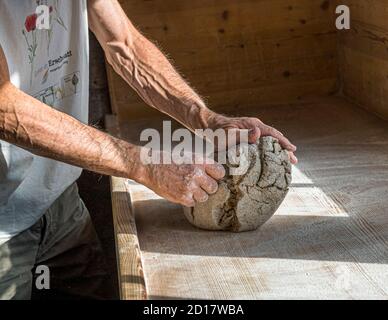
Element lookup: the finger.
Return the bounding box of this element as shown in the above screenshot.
[248,127,261,144]
[196,174,219,195]
[204,163,226,180]
[289,152,298,164]
[193,189,209,203]
[181,195,195,207]
[262,126,297,152]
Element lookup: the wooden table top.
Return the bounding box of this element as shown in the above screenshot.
[108,97,388,299]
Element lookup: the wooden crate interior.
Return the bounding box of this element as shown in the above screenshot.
[105,1,388,299]
[338,0,388,120]
[107,0,341,122]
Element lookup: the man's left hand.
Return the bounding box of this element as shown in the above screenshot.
[205,113,298,164]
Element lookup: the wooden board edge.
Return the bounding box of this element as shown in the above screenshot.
[106,114,147,300]
[110,177,147,300]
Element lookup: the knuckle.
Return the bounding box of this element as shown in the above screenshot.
[192,166,203,176]
[182,194,194,207]
[204,177,218,194]
[181,178,194,192]
[196,192,208,203]
[187,165,202,178]
[215,164,226,177]
[201,194,209,203]
[210,181,219,193]
[269,127,277,134]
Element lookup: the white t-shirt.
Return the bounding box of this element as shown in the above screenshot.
[0,0,89,244]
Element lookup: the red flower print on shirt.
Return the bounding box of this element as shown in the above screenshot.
[25,14,38,32]
[23,13,39,87]
[23,1,68,87]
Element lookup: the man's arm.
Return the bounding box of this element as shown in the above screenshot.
[88,0,297,163]
[0,46,223,207]
[87,0,210,131]
[0,46,140,179]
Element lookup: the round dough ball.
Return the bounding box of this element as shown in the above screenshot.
[183,136,292,232]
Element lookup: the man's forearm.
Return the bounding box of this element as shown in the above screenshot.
[0,82,142,179]
[109,35,213,131]
[88,0,214,131]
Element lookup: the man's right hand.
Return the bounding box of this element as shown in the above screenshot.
[134,150,226,207]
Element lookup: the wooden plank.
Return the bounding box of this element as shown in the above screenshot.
[341,47,388,120]
[338,0,388,120]
[112,73,338,126]
[119,97,388,299]
[339,21,388,62]
[106,115,147,300]
[339,0,388,31]
[120,0,335,38]
[107,0,338,122]
[104,114,119,136]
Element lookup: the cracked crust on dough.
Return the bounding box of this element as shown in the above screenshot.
[183,136,292,232]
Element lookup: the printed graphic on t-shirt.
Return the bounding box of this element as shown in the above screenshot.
[33,71,80,106]
[22,0,68,87]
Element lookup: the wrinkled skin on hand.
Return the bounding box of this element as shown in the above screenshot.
[206,114,298,164]
[138,151,226,207]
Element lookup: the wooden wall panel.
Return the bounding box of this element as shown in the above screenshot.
[107,0,338,122]
[338,0,388,120]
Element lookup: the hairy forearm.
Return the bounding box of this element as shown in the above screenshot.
[0,82,142,179]
[109,35,213,130]
[88,0,215,131]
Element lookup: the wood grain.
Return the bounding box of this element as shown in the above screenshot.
[119,97,388,299]
[104,1,388,299]
[106,115,147,300]
[338,0,388,120]
[107,0,338,123]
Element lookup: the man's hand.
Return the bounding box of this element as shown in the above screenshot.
[88,0,297,164]
[135,151,225,207]
[205,113,298,164]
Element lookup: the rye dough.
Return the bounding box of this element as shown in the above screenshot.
[183,136,292,232]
